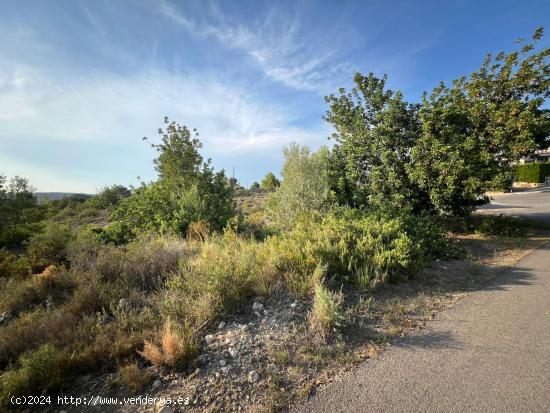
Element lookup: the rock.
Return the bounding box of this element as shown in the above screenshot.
[252,302,264,311]
[228,347,239,358]
[220,359,227,367]
[156,402,174,413]
[205,334,215,345]
[266,363,278,375]
[218,321,226,330]
[263,309,269,316]
[151,379,162,390]
[117,298,129,310]
[221,365,232,374]
[0,311,13,325]
[247,371,260,383]
[290,302,298,309]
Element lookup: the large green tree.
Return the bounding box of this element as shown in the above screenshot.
[325,28,550,217]
[411,28,550,215]
[325,73,427,213]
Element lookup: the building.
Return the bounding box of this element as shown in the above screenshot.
[519,147,550,164]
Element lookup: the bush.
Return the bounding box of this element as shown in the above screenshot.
[269,208,432,291]
[308,266,343,340]
[94,235,185,291]
[0,344,67,406]
[26,223,73,273]
[268,144,331,229]
[472,215,528,237]
[110,118,236,240]
[516,162,550,183]
[139,320,197,369]
[162,230,266,327]
[0,249,31,279]
[0,266,75,314]
[118,363,152,393]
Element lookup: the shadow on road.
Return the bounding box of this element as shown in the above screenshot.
[342,238,548,355]
[479,204,529,210]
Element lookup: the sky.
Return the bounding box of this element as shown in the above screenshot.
[1,0,549,193]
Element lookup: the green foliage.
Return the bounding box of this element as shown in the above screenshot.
[0,344,67,406]
[85,185,131,210]
[472,215,528,237]
[325,74,424,212]
[271,208,438,290]
[411,30,550,215]
[0,249,30,279]
[516,162,550,183]
[111,118,235,239]
[261,172,280,190]
[0,176,44,248]
[26,223,73,272]
[308,267,344,339]
[268,144,331,229]
[325,28,550,217]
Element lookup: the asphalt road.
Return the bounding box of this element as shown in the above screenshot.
[478,188,550,224]
[293,243,550,413]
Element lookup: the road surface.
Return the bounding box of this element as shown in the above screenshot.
[293,243,550,413]
[478,188,550,224]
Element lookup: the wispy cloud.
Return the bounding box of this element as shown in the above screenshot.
[0,60,324,153]
[159,0,358,93]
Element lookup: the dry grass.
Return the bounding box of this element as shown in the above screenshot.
[308,280,344,341]
[139,319,196,368]
[118,363,152,393]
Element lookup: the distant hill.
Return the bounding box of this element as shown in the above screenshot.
[35,192,92,202]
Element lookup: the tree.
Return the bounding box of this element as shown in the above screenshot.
[85,185,131,210]
[410,28,550,215]
[261,173,280,190]
[268,144,331,229]
[325,28,550,217]
[111,118,235,238]
[0,176,43,248]
[325,73,427,213]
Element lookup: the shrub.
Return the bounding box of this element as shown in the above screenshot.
[0,309,77,367]
[139,320,197,369]
[26,223,73,273]
[0,249,31,279]
[0,266,75,314]
[516,162,550,183]
[118,363,152,393]
[308,268,344,340]
[269,208,427,291]
[94,236,185,291]
[162,230,265,326]
[110,118,236,240]
[0,344,67,406]
[261,172,280,190]
[268,144,331,229]
[473,215,528,237]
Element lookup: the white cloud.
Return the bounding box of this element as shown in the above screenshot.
[0,61,325,155]
[159,0,358,93]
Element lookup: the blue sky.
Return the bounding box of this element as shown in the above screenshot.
[1,0,548,192]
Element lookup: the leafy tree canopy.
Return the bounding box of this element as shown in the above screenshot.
[261,172,280,190]
[325,28,549,216]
